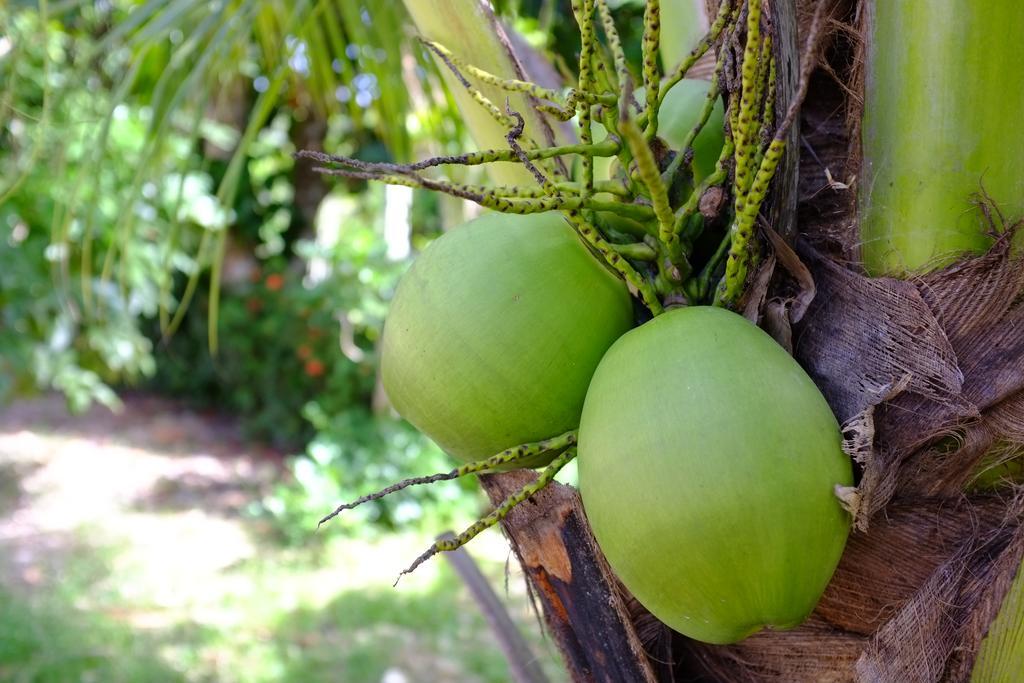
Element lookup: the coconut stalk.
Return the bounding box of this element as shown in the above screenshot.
[859,0,1024,276]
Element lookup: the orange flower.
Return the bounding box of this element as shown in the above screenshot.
[296,344,312,360]
[304,358,326,377]
[265,273,285,291]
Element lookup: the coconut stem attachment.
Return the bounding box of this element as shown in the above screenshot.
[317,430,578,527]
[396,447,577,583]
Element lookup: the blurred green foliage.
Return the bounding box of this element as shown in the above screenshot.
[0,0,481,542]
[1,7,209,411]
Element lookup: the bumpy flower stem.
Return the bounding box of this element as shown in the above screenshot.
[596,0,629,91]
[641,0,662,138]
[565,208,664,315]
[317,430,578,527]
[620,102,689,281]
[296,138,619,175]
[422,39,612,107]
[424,39,515,129]
[718,132,785,306]
[396,447,578,582]
[717,0,828,307]
[732,0,764,203]
[571,0,598,197]
[310,165,655,219]
[751,50,777,173]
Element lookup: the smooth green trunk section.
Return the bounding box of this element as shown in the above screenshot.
[402,0,548,185]
[972,556,1024,682]
[860,1,1024,276]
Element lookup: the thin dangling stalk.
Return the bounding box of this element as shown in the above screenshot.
[318,430,578,526]
[424,40,516,128]
[421,39,614,109]
[396,447,578,582]
[295,138,620,174]
[306,165,655,220]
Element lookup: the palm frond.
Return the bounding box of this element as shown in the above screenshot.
[54,0,450,348]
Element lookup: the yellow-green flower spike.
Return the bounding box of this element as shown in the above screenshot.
[317,430,578,527]
[642,0,662,138]
[396,447,577,582]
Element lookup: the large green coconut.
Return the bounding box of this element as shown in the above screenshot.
[657,78,726,185]
[578,306,852,644]
[382,211,634,465]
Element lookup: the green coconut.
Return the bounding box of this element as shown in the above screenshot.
[381,211,634,465]
[578,306,852,644]
[657,78,726,185]
[592,79,724,189]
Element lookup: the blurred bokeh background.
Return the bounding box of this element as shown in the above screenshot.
[0,1,653,680]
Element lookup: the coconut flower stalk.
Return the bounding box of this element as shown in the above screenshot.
[859,1,1024,275]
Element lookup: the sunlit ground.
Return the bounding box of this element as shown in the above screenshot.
[0,396,566,683]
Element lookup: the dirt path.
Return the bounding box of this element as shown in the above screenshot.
[0,394,284,590]
[0,394,565,683]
